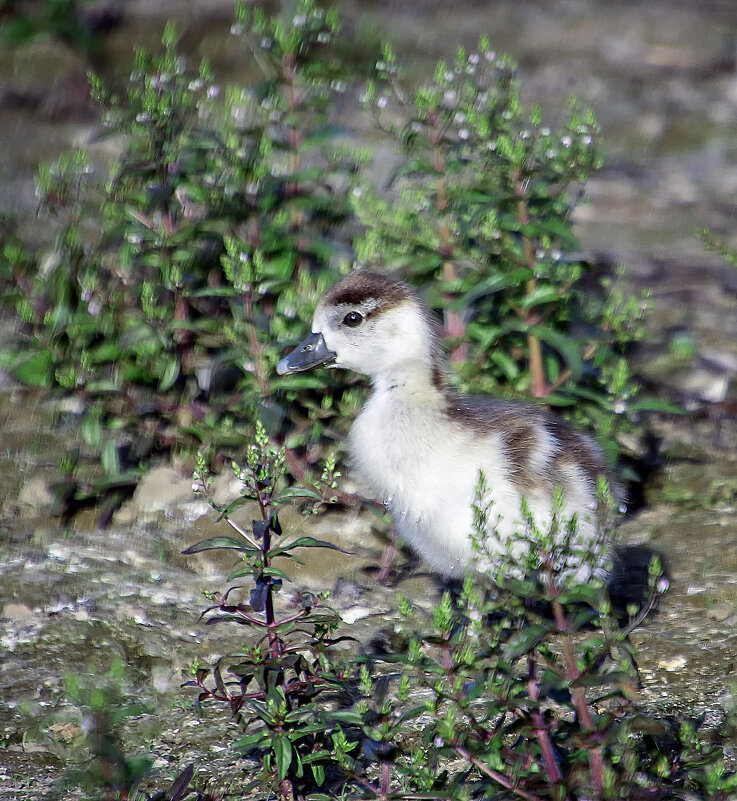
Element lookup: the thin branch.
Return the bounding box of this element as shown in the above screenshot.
[455,746,547,801]
[224,515,259,548]
[527,653,564,785]
[546,566,605,795]
[514,173,547,397]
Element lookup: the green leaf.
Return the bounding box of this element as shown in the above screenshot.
[538,218,581,249]
[556,584,603,607]
[274,733,292,780]
[459,268,531,306]
[519,285,562,308]
[529,324,582,381]
[274,486,323,503]
[158,355,180,391]
[81,414,103,449]
[309,763,325,787]
[261,566,292,581]
[119,321,158,348]
[235,730,270,753]
[300,124,343,150]
[169,319,221,335]
[556,385,608,404]
[386,156,437,185]
[190,286,240,298]
[502,623,550,661]
[88,343,122,363]
[265,252,297,281]
[182,536,259,555]
[227,564,254,581]
[101,439,121,475]
[272,375,330,391]
[85,380,122,393]
[300,750,332,764]
[484,744,505,772]
[490,350,518,381]
[396,704,428,725]
[544,393,577,407]
[627,399,684,414]
[389,253,443,275]
[325,710,365,726]
[268,537,351,558]
[176,181,206,203]
[12,351,53,386]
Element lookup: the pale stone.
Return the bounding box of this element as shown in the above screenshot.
[17,478,54,510]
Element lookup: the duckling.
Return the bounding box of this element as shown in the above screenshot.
[277,269,614,580]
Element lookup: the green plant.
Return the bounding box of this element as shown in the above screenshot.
[702,227,737,271]
[1,0,676,526]
[0,0,99,53]
[0,0,671,518]
[355,44,661,466]
[0,4,368,517]
[218,1,369,466]
[183,422,354,799]
[184,425,737,800]
[53,658,154,799]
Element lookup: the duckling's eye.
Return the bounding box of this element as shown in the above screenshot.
[342,311,364,328]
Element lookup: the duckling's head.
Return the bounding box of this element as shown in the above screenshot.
[277,270,436,380]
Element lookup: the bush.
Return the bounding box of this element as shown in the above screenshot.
[354,44,653,464]
[0,0,100,54]
[182,425,736,801]
[1,4,366,518]
[0,0,665,514]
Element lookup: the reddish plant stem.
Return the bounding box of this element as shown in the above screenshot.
[441,638,454,672]
[230,607,309,630]
[455,746,546,801]
[243,289,272,399]
[431,124,467,364]
[380,761,391,801]
[376,539,398,584]
[514,173,547,398]
[546,567,605,795]
[278,777,295,801]
[527,653,565,786]
[255,477,281,661]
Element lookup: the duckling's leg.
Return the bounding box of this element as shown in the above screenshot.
[376,539,398,584]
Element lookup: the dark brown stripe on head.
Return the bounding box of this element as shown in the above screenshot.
[323,270,414,316]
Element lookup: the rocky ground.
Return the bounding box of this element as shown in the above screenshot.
[2,0,737,798]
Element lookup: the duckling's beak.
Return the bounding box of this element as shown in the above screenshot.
[277,332,337,375]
